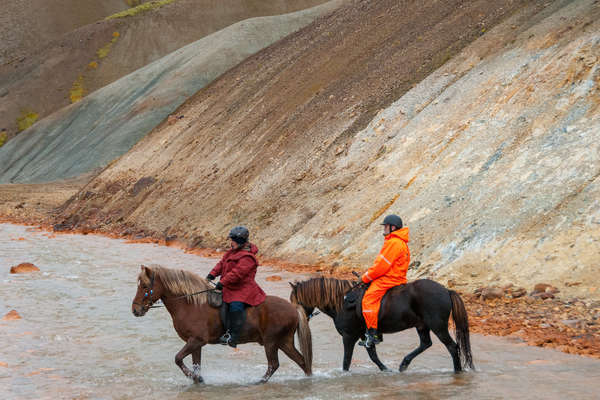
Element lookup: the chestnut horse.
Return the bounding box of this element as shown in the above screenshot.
[290,277,473,373]
[131,265,312,383]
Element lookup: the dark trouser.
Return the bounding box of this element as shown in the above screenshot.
[221,301,246,347]
[229,301,246,312]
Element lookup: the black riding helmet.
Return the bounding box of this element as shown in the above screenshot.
[228,226,249,245]
[381,214,403,230]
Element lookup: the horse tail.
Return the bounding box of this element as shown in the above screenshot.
[296,305,313,375]
[449,290,474,370]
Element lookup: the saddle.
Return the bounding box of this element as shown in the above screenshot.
[207,290,222,308]
[343,284,367,311]
[343,283,406,318]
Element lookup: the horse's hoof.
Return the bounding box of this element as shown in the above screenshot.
[399,363,409,372]
[193,377,204,384]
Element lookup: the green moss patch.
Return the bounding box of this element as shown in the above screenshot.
[16,110,39,132]
[0,131,7,147]
[106,0,176,20]
[97,32,120,59]
[70,75,85,103]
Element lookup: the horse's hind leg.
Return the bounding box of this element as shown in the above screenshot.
[260,342,280,383]
[432,327,461,373]
[399,327,432,372]
[279,336,309,375]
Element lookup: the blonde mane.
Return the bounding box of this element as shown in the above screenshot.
[140,265,213,305]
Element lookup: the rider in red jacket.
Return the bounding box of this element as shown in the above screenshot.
[206,226,266,347]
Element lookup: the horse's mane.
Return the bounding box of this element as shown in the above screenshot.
[140,264,213,305]
[292,277,353,312]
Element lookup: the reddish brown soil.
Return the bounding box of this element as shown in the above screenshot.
[465,294,600,359]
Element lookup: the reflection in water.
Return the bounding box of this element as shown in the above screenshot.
[1,223,599,399]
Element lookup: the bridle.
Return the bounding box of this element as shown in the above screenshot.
[133,270,161,312]
[133,269,219,312]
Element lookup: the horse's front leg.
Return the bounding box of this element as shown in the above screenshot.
[191,346,204,384]
[174,338,204,382]
[399,327,431,372]
[342,334,359,371]
[365,344,388,371]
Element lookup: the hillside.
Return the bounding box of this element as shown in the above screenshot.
[0,1,343,184]
[0,0,328,141]
[42,0,600,300]
[0,0,130,64]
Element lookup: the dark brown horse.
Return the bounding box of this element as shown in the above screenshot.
[131,265,312,383]
[290,277,473,373]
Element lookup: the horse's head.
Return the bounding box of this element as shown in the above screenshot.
[132,265,165,317]
[289,282,315,318]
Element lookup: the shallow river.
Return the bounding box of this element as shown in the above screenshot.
[1,223,599,399]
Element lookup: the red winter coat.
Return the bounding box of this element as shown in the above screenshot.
[209,243,266,306]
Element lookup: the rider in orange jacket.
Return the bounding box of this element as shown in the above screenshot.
[360,214,410,348]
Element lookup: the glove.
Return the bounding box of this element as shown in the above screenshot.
[215,282,223,291]
[206,274,215,281]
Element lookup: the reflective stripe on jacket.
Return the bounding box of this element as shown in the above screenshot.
[362,227,410,286]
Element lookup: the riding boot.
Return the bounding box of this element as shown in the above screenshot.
[218,307,231,345]
[361,328,382,348]
[226,310,245,348]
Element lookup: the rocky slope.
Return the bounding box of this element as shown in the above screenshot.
[0,1,343,183]
[0,0,328,140]
[48,0,600,301]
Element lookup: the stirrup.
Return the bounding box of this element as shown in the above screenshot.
[359,333,382,348]
[218,331,231,345]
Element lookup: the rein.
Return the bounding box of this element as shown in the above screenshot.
[134,270,219,310]
[151,287,220,308]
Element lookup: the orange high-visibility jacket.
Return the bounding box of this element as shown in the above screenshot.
[362,228,410,286]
